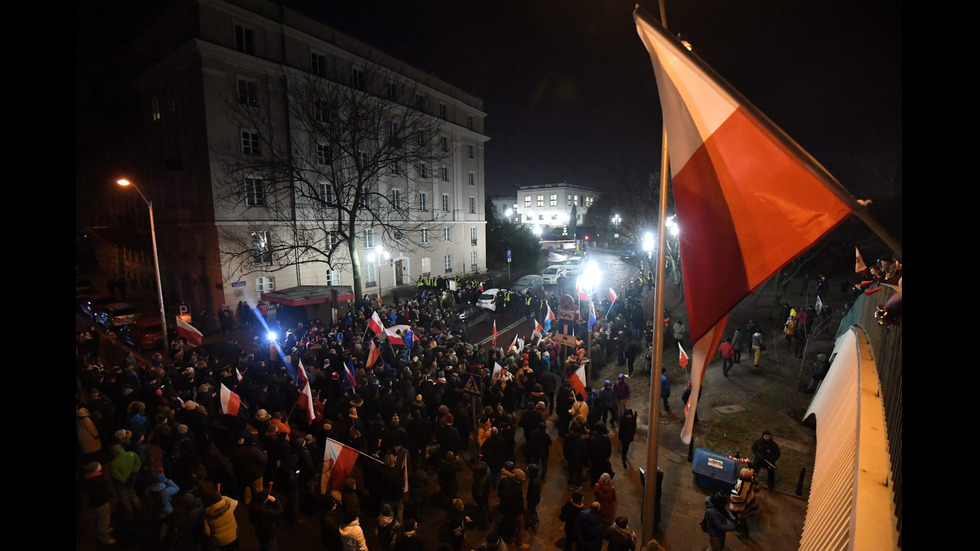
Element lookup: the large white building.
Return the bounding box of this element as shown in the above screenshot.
[115,0,488,325]
[513,182,598,232]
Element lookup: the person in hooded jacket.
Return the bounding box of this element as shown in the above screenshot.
[587,423,614,484]
[108,443,142,517]
[574,501,606,551]
[592,472,618,525]
[203,491,239,550]
[376,503,401,551]
[144,470,180,543]
[618,409,638,469]
[559,491,585,551]
[339,516,369,551]
[704,492,737,551]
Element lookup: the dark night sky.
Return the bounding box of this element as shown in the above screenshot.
[78,0,902,205]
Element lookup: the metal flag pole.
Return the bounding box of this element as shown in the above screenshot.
[641,1,672,543]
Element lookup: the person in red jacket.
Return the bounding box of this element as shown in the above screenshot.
[719,338,735,377]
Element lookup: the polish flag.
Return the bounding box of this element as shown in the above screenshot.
[368,311,385,336]
[343,359,357,390]
[297,379,314,425]
[492,320,498,348]
[576,282,589,302]
[177,317,203,347]
[219,383,240,417]
[609,287,618,305]
[533,319,544,336]
[384,325,412,346]
[235,368,243,382]
[321,438,360,494]
[635,11,865,444]
[366,340,381,368]
[855,247,867,273]
[567,365,586,398]
[678,342,689,368]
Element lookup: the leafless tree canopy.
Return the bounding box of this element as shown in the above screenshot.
[216,63,452,299]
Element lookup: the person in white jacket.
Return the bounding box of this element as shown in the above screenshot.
[339,517,370,551]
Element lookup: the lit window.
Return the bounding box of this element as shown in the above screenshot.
[549,194,557,207]
[326,269,340,285]
[256,276,274,292]
[536,195,544,207]
[364,228,374,248]
[524,195,531,208]
[251,231,271,265]
[421,229,430,244]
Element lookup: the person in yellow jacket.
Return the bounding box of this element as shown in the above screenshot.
[204,491,240,549]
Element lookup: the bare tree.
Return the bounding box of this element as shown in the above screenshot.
[215,64,452,300]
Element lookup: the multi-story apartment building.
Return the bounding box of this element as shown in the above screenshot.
[112,0,487,325]
[513,182,598,232]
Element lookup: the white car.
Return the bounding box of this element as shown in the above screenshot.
[563,257,584,275]
[477,288,502,311]
[541,265,567,285]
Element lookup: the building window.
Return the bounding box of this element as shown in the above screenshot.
[586,196,594,207]
[318,181,335,205]
[417,163,429,179]
[389,120,401,147]
[419,192,429,212]
[391,161,402,176]
[444,255,453,273]
[421,229,430,244]
[439,103,447,120]
[237,78,257,106]
[357,150,369,170]
[441,166,449,182]
[351,67,364,89]
[467,115,474,130]
[311,52,327,77]
[251,231,271,265]
[416,93,425,110]
[417,130,425,146]
[314,99,330,123]
[364,263,377,287]
[326,269,340,285]
[538,215,544,220]
[245,177,265,206]
[467,144,475,159]
[364,228,374,249]
[441,136,449,153]
[468,171,476,186]
[549,194,557,207]
[470,227,478,245]
[524,195,531,208]
[471,250,478,271]
[536,195,544,207]
[442,194,450,212]
[316,143,332,166]
[257,276,274,292]
[395,230,404,240]
[151,96,161,121]
[551,214,559,220]
[468,197,476,214]
[241,130,261,156]
[421,257,431,276]
[234,24,255,55]
[391,189,403,210]
[326,230,338,250]
[444,227,452,242]
[387,81,398,100]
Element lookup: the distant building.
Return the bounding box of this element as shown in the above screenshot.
[512,182,598,233]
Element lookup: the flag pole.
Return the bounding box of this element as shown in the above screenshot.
[641,2,671,543]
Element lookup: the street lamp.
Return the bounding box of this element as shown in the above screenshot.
[368,245,390,304]
[117,178,168,350]
[642,231,656,269]
[611,213,622,241]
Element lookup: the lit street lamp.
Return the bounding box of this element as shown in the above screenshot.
[117,178,169,351]
[611,213,622,239]
[368,245,390,304]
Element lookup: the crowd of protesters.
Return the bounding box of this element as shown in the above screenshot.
[77,271,660,550]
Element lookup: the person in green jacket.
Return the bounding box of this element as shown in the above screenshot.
[108,443,142,517]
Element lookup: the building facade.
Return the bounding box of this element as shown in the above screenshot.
[513,182,597,233]
[120,0,487,326]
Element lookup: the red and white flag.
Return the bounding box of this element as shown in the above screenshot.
[219,383,240,417]
[635,11,856,444]
[491,362,503,384]
[366,340,381,368]
[321,438,360,494]
[368,311,385,336]
[678,342,689,368]
[576,281,589,302]
[384,325,412,345]
[546,303,555,321]
[533,319,544,336]
[492,320,498,348]
[855,247,867,273]
[609,287,618,305]
[295,364,315,425]
[235,367,243,382]
[176,317,204,347]
[567,364,586,398]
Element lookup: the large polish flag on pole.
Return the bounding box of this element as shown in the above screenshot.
[635,10,859,443]
[567,365,586,398]
[368,311,385,336]
[220,383,241,417]
[177,317,204,347]
[321,438,360,494]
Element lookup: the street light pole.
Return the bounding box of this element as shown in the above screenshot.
[117,179,168,352]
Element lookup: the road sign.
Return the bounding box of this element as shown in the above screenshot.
[507,249,512,263]
[559,294,575,311]
[459,372,482,396]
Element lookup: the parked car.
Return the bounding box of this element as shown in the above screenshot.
[80,295,114,319]
[456,305,491,327]
[620,249,636,260]
[541,265,567,285]
[511,274,544,294]
[477,288,502,311]
[563,257,584,276]
[119,317,164,351]
[95,302,142,330]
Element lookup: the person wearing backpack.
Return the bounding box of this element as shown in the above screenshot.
[144,470,180,543]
